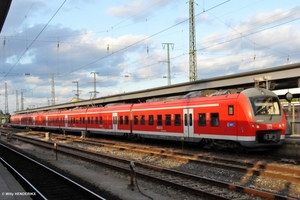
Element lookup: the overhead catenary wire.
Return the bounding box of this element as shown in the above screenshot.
[0,0,67,81]
[44,1,231,81]
[5,1,300,110]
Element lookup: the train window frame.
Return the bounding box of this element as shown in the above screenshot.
[228,105,234,115]
[99,116,103,125]
[210,113,219,127]
[140,115,145,125]
[189,114,192,126]
[113,116,117,125]
[125,116,129,125]
[119,116,123,125]
[165,114,171,126]
[198,113,206,126]
[157,115,162,126]
[174,114,181,126]
[134,115,138,125]
[149,115,154,125]
[250,96,281,116]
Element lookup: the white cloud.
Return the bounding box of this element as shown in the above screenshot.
[24,76,43,84]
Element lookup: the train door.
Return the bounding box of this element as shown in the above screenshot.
[183,108,194,137]
[64,115,68,127]
[226,105,238,139]
[113,112,118,132]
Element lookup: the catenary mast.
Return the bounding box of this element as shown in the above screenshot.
[189,0,197,81]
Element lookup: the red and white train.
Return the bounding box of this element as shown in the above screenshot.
[10,88,286,150]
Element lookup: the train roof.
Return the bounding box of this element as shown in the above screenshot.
[241,88,278,97]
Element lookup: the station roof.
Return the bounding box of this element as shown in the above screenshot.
[0,0,12,32]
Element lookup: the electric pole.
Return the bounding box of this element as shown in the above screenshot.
[21,89,26,110]
[72,81,80,100]
[4,83,8,114]
[51,72,55,105]
[16,90,19,111]
[162,43,174,85]
[89,72,99,98]
[189,0,197,81]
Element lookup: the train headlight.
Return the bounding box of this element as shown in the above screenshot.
[256,125,260,129]
[279,124,282,128]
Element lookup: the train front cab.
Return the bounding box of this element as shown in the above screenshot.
[237,88,286,149]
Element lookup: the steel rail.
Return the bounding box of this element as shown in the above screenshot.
[0,142,106,200]
[9,134,296,200]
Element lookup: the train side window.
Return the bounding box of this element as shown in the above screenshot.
[189,114,192,126]
[165,114,171,126]
[79,117,82,124]
[95,117,98,124]
[198,113,206,126]
[228,105,234,115]
[157,115,162,126]
[140,115,145,125]
[174,114,181,126]
[119,116,123,125]
[210,113,219,127]
[100,116,103,125]
[91,117,94,124]
[149,115,154,125]
[88,117,90,124]
[134,115,138,125]
[125,116,129,125]
[83,117,85,124]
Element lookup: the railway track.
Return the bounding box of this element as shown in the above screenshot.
[4,132,296,200]
[0,143,106,200]
[89,138,300,183]
[50,133,300,188]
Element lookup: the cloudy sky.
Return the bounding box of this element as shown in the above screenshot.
[1,0,300,113]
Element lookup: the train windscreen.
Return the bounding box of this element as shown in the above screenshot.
[249,96,281,116]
